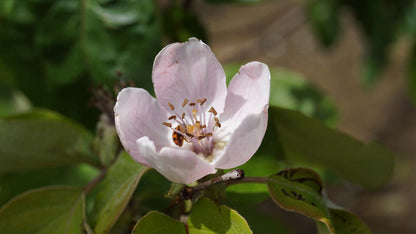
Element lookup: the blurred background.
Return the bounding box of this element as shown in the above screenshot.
[1,0,416,233]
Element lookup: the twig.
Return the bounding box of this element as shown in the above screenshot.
[226,176,268,186]
[181,169,245,199]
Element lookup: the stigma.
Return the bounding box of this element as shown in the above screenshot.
[162,98,221,156]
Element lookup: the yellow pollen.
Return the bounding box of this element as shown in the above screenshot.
[192,108,198,115]
[187,125,195,133]
[182,99,189,107]
[168,102,174,110]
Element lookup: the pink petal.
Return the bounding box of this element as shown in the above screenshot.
[138,137,217,184]
[214,62,270,168]
[221,62,270,127]
[152,38,227,114]
[114,88,172,166]
[214,107,268,169]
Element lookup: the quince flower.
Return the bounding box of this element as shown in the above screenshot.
[114,38,270,184]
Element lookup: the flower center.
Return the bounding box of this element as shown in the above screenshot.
[162,98,221,156]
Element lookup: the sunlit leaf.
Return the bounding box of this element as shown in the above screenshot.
[132,211,186,234]
[317,208,371,234]
[188,198,252,234]
[0,186,86,233]
[89,151,148,234]
[267,168,335,233]
[0,109,98,174]
[271,107,394,188]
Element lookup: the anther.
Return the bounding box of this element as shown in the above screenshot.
[189,102,196,106]
[198,135,206,140]
[215,122,221,128]
[192,108,198,116]
[208,107,217,116]
[168,115,176,120]
[163,122,172,127]
[214,117,220,123]
[182,113,186,119]
[168,102,175,110]
[206,133,213,137]
[182,99,189,107]
[197,98,207,105]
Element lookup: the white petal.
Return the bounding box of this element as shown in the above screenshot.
[213,62,270,168]
[138,137,217,184]
[152,38,227,114]
[220,61,270,131]
[114,88,171,166]
[214,107,268,169]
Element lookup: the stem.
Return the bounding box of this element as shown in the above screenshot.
[226,176,268,186]
[83,168,108,194]
[181,169,244,199]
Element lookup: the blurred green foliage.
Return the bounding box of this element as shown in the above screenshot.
[0,0,162,128]
[308,0,415,85]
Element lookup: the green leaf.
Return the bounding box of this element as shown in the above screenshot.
[132,211,186,234]
[0,186,86,234]
[267,168,335,233]
[0,109,98,174]
[271,107,394,188]
[90,151,148,234]
[188,198,252,234]
[317,208,371,234]
[0,164,99,206]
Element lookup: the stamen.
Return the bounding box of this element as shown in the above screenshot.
[208,107,217,116]
[215,122,221,128]
[168,102,175,110]
[198,135,206,140]
[206,133,213,137]
[214,117,220,123]
[168,115,176,120]
[182,113,186,119]
[192,108,198,116]
[182,99,189,107]
[197,98,207,105]
[163,122,172,127]
[189,102,196,106]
